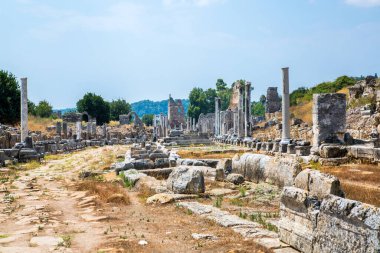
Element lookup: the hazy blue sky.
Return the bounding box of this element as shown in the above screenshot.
[1,0,379,108]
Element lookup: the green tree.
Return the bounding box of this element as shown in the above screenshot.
[216,79,232,110]
[76,93,110,125]
[35,100,53,118]
[28,101,37,116]
[251,101,265,117]
[142,114,154,126]
[187,87,217,121]
[110,99,131,121]
[0,70,20,124]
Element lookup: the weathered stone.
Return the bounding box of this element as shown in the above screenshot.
[314,195,380,253]
[294,169,344,199]
[319,145,347,158]
[167,166,205,194]
[226,173,244,185]
[154,158,170,168]
[120,169,147,185]
[264,156,302,187]
[278,187,319,253]
[312,93,346,147]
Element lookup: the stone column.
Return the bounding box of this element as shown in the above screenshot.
[102,124,107,139]
[215,97,221,136]
[56,122,62,136]
[245,82,251,137]
[62,122,68,139]
[76,121,82,140]
[92,119,97,138]
[281,67,291,144]
[20,78,28,142]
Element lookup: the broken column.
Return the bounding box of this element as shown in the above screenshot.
[56,121,62,136]
[215,97,221,136]
[266,87,281,114]
[20,77,28,142]
[245,81,251,137]
[281,67,291,149]
[62,122,68,139]
[312,93,346,148]
[76,121,82,140]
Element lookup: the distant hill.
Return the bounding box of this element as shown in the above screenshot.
[54,100,190,118]
[53,108,77,115]
[131,99,189,118]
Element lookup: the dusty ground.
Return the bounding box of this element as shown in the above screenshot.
[0,146,271,253]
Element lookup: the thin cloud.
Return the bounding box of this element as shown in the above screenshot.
[345,0,380,7]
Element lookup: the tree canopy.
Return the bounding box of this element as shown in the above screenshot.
[142,114,154,126]
[35,100,53,118]
[110,99,131,121]
[0,70,20,124]
[76,93,110,125]
[188,87,217,121]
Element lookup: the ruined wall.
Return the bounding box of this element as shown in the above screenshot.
[312,93,346,147]
[198,113,215,135]
[278,169,380,253]
[265,87,281,114]
[168,96,186,129]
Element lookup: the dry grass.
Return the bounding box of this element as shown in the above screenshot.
[290,101,313,125]
[76,180,130,205]
[28,115,57,132]
[319,164,380,186]
[177,150,245,159]
[137,184,156,201]
[341,182,380,207]
[320,164,380,207]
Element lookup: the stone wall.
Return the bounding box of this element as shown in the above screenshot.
[278,169,380,253]
[312,93,346,147]
[168,95,186,129]
[198,113,215,135]
[265,87,281,114]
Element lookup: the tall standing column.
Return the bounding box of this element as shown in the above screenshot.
[20,78,28,142]
[245,82,251,137]
[281,67,290,143]
[215,97,221,136]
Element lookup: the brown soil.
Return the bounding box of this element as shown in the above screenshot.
[0,146,271,253]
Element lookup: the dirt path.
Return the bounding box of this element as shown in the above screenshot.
[0,146,270,253]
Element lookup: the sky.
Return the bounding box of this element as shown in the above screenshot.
[1,0,380,109]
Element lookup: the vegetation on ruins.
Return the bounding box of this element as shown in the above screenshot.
[187,79,234,121]
[131,99,190,118]
[76,92,110,125]
[0,70,20,124]
[142,114,154,126]
[251,95,266,117]
[110,99,132,121]
[216,79,232,110]
[290,75,356,106]
[35,100,53,118]
[188,87,217,121]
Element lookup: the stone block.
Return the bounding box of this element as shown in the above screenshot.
[319,145,347,158]
[294,169,344,199]
[314,195,380,253]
